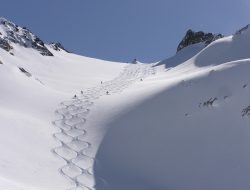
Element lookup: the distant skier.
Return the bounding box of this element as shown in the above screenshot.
[73,94,77,98]
[132,58,137,64]
[106,91,109,95]
[140,78,143,81]
[101,81,103,84]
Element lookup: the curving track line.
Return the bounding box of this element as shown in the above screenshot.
[51,63,156,190]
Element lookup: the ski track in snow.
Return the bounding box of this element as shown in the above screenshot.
[51,63,156,190]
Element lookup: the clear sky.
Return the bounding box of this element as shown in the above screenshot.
[2,0,250,62]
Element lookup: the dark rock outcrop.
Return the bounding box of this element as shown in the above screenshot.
[32,37,53,56]
[235,24,250,35]
[19,67,32,77]
[0,38,13,52]
[50,42,69,53]
[242,105,250,117]
[177,29,223,52]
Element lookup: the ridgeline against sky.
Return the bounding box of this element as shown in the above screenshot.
[2,0,250,62]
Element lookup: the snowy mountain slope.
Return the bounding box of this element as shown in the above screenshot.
[95,60,250,190]
[51,63,155,190]
[0,18,127,190]
[93,27,250,190]
[0,46,125,93]
[0,17,250,190]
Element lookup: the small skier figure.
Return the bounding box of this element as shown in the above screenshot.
[101,81,103,84]
[106,91,109,95]
[132,58,137,64]
[140,78,143,81]
[81,90,83,94]
[73,94,77,98]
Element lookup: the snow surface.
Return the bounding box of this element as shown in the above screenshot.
[0,39,125,190]
[0,20,250,190]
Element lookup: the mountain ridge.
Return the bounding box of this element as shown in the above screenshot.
[0,17,69,56]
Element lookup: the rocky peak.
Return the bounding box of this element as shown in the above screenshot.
[0,17,68,56]
[177,29,224,52]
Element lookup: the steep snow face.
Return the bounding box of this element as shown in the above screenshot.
[156,43,205,68]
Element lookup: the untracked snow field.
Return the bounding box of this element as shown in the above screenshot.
[0,24,250,190]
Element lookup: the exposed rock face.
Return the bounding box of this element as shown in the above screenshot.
[0,38,13,52]
[242,105,250,117]
[19,67,32,77]
[0,17,53,56]
[50,42,69,53]
[235,24,250,35]
[177,29,224,52]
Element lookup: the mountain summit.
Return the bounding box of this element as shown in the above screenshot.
[0,17,69,56]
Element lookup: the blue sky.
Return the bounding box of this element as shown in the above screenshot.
[2,0,250,62]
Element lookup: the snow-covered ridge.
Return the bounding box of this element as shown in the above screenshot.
[157,29,225,68]
[0,17,68,56]
[159,24,250,68]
